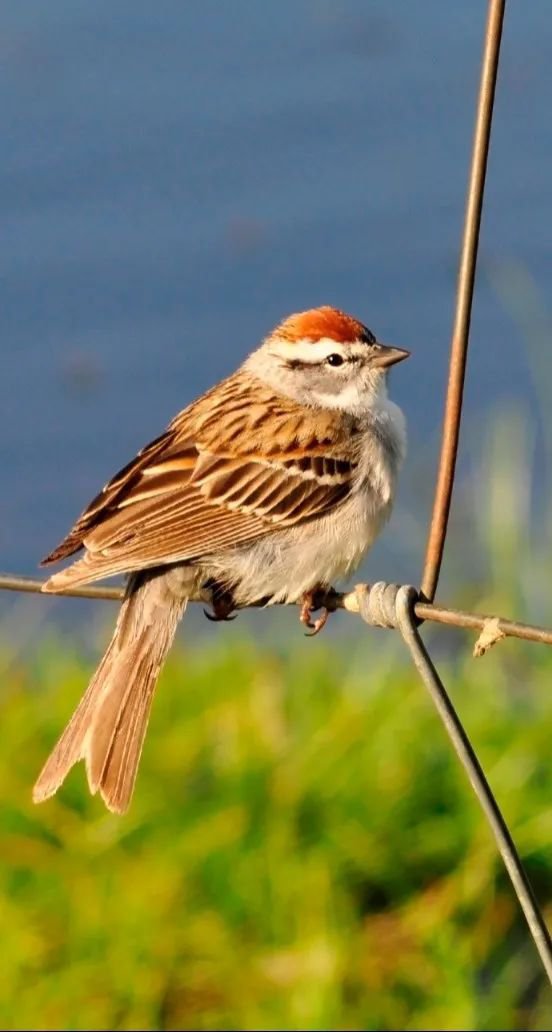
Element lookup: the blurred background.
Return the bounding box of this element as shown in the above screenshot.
[1,1,552,1028]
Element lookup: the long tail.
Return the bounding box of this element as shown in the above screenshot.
[33,571,187,814]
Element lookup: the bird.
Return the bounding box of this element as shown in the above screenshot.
[33,305,409,814]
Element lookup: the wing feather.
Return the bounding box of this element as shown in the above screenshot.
[42,371,360,589]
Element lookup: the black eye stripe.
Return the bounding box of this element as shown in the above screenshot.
[284,355,355,370]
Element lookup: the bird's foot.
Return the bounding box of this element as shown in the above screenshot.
[203,582,237,622]
[299,585,335,637]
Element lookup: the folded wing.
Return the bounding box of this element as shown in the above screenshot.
[42,372,359,589]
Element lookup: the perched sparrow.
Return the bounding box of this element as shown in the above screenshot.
[33,306,409,813]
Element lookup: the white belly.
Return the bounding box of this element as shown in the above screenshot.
[208,481,392,605]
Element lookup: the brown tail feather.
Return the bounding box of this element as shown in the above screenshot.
[33,572,186,813]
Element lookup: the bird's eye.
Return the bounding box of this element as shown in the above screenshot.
[326,353,344,367]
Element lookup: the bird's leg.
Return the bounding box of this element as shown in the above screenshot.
[299,584,335,636]
[203,580,237,622]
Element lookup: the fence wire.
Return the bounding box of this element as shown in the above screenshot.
[421,0,506,604]
[2,0,552,987]
[3,572,552,650]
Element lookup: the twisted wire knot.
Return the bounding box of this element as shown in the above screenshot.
[354,582,419,630]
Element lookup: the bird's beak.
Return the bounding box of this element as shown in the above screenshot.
[371,345,410,369]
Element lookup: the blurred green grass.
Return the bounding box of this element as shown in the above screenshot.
[1,622,551,1030]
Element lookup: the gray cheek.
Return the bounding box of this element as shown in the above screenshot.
[301,369,342,403]
[304,368,332,394]
[259,360,356,407]
[277,365,341,405]
[303,366,350,396]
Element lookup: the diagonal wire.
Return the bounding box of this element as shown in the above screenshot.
[421,0,506,603]
[395,585,552,984]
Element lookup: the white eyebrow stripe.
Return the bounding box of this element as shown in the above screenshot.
[272,337,370,363]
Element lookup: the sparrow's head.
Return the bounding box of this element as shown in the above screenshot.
[246,305,409,413]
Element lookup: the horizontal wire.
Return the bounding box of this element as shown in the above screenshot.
[0,574,123,601]
[1,571,551,648]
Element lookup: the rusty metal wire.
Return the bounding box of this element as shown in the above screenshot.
[0,573,123,602]
[3,572,552,650]
[421,0,506,603]
[394,587,552,983]
[1,0,551,990]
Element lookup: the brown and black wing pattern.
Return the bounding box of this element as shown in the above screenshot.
[42,373,359,590]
